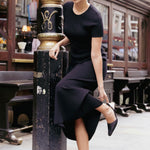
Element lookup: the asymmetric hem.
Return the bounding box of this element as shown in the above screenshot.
[54,60,106,140]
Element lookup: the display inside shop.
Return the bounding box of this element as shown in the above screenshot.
[0,0,7,51]
[15,0,39,54]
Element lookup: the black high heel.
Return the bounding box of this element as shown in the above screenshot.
[106,103,118,136]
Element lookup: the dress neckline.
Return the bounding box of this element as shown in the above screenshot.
[71,2,91,16]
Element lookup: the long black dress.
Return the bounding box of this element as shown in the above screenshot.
[54,1,107,140]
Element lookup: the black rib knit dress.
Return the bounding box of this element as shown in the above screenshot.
[54,1,107,141]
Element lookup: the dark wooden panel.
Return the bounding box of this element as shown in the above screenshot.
[139,62,147,69]
[128,62,140,68]
[0,66,6,71]
[12,63,33,71]
[7,0,16,70]
[13,53,33,59]
[0,51,8,60]
[112,61,126,67]
[126,0,150,12]
[0,64,7,71]
[147,18,150,74]
[0,61,7,71]
[107,0,150,16]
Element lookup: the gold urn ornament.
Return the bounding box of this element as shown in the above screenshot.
[40,0,63,4]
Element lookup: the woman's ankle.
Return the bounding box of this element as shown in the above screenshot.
[104,106,116,124]
[96,104,116,124]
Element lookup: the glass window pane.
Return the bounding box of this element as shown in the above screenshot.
[141,19,146,62]
[15,0,38,54]
[93,2,109,54]
[0,0,7,51]
[128,15,139,62]
[112,10,125,61]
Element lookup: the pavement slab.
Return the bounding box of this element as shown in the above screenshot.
[0,111,150,150]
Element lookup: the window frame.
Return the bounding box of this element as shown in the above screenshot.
[90,0,148,73]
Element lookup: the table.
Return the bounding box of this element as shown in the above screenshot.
[0,80,33,144]
[113,77,145,116]
[137,77,150,111]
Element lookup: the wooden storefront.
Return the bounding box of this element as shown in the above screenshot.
[0,0,150,73]
[0,0,35,71]
[89,0,150,74]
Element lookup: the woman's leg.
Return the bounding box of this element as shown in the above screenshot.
[75,118,89,150]
[84,94,116,124]
[96,103,116,124]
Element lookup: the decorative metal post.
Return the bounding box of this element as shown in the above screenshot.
[33,0,67,150]
[38,0,64,50]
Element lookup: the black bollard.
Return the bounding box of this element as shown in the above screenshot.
[33,50,66,150]
[33,0,66,150]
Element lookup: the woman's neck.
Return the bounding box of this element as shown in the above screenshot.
[73,0,90,15]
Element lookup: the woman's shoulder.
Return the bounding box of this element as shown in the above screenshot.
[90,5,102,18]
[63,1,73,9]
[89,5,103,22]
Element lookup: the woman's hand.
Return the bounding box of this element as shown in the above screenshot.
[98,86,109,103]
[49,43,60,60]
[91,37,108,102]
[49,36,70,60]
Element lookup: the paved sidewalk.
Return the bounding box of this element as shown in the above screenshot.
[0,111,150,150]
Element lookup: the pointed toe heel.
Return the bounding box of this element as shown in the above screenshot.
[108,118,118,136]
[106,103,118,136]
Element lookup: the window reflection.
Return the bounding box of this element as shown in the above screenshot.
[15,0,38,54]
[128,15,139,61]
[93,2,108,54]
[141,19,146,62]
[0,0,7,51]
[112,10,125,61]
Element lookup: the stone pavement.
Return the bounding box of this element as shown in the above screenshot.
[0,111,150,150]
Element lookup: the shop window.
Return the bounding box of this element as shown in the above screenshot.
[93,2,109,54]
[112,10,125,61]
[0,0,7,51]
[128,15,139,62]
[15,0,39,54]
[141,19,146,62]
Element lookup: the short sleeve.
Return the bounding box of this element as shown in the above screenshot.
[63,2,72,13]
[91,13,104,37]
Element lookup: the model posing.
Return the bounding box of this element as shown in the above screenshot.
[49,0,118,150]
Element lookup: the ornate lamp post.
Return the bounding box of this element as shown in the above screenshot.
[33,0,66,150]
[38,0,64,50]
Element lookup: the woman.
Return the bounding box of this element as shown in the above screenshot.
[49,0,118,150]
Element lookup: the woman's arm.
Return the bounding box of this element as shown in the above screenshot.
[49,36,70,60]
[91,37,109,102]
[57,36,70,47]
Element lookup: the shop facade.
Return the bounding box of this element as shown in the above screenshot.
[0,0,150,74]
[89,0,150,75]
